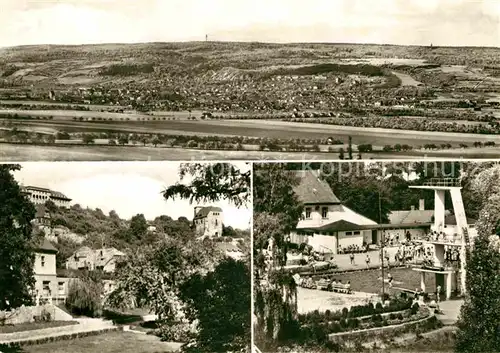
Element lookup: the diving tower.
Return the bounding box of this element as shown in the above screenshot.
[410,178,474,299]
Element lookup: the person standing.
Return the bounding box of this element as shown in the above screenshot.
[365,253,371,268]
[388,272,393,287]
[350,252,355,265]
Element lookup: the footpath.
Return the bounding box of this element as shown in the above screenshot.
[0,318,118,346]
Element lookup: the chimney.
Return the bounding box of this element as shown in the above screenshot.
[419,199,425,211]
[411,205,415,211]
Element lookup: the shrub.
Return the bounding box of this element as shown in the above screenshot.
[329,322,342,333]
[342,307,349,318]
[375,302,384,312]
[41,308,52,322]
[156,322,195,342]
[397,313,404,320]
[347,318,360,330]
[411,302,420,315]
[65,272,103,317]
[325,309,331,320]
[339,318,348,329]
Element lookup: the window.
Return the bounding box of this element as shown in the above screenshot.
[354,231,361,235]
[215,219,218,226]
[345,232,353,236]
[321,207,328,219]
[58,282,64,294]
[41,256,45,267]
[43,281,51,295]
[305,208,311,219]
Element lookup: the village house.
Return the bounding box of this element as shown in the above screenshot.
[65,246,125,273]
[289,170,377,255]
[33,238,67,305]
[21,186,72,208]
[193,206,223,238]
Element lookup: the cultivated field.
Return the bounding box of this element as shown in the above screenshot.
[4,111,500,148]
[0,143,333,161]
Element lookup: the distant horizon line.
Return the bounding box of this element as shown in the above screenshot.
[1,39,500,50]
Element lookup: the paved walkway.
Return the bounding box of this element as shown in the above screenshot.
[436,299,463,325]
[0,318,116,345]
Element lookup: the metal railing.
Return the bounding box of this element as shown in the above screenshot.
[423,178,461,187]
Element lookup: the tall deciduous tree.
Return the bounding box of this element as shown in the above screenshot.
[180,258,251,352]
[0,164,37,310]
[107,238,221,321]
[128,213,148,241]
[322,162,392,223]
[253,164,303,344]
[455,165,500,352]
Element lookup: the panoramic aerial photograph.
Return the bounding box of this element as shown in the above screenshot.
[0,0,499,161]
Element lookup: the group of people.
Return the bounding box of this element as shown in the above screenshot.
[349,252,373,268]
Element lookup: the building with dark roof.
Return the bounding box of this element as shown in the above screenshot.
[34,204,51,226]
[22,186,71,208]
[193,206,223,238]
[290,170,377,254]
[32,237,61,303]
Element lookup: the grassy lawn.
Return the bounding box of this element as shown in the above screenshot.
[331,267,437,294]
[0,321,77,334]
[8,331,182,353]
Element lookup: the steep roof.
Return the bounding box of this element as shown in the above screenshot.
[194,206,223,219]
[34,238,58,254]
[301,219,364,233]
[293,170,340,204]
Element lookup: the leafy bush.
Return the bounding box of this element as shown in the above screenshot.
[410,303,420,315]
[341,307,349,318]
[41,308,52,322]
[156,322,195,342]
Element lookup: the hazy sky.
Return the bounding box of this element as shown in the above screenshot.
[13,162,251,230]
[0,0,498,47]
